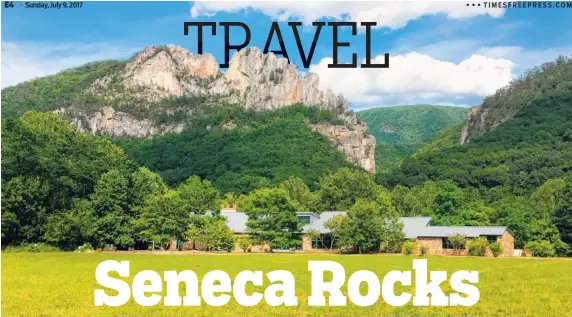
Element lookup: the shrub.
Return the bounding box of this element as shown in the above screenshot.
[446,233,467,255]
[420,245,429,256]
[402,240,416,255]
[525,240,555,257]
[236,235,252,253]
[103,244,117,251]
[384,240,403,254]
[467,238,488,256]
[3,243,60,253]
[75,243,93,253]
[187,216,236,252]
[489,242,503,257]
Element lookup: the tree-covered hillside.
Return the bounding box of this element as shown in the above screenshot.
[377,58,572,254]
[120,104,353,194]
[1,112,136,246]
[2,51,571,257]
[1,61,126,118]
[388,91,572,192]
[463,56,572,142]
[357,105,468,171]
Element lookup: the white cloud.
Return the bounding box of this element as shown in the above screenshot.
[309,52,514,106]
[190,2,504,30]
[477,45,572,72]
[1,41,139,88]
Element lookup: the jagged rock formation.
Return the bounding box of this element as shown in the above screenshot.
[310,124,376,173]
[56,107,185,138]
[460,105,509,144]
[67,45,375,172]
[460,106,482,144]
[93,45,347,112]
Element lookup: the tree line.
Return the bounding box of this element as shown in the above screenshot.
[2,100,571,255]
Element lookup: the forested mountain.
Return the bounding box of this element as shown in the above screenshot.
[461,56,572,143]
[1,45,375,173]
[120,104,353,194]
[379,56,572,253]
[1,47,571,256]
[357,105,468,171]
[388,58,572,192]
[1,60,126,118]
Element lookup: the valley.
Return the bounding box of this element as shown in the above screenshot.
[1,47,571,259]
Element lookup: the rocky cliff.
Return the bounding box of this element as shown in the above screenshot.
[64,45,375,172]
[460,105,508,144]
[92,45,347,112]
[460,56,572,144]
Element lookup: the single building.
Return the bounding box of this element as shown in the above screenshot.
[220,210,514,256]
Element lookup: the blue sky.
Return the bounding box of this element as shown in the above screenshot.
[2,1,572,110]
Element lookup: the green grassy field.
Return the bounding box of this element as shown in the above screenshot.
[2,252,571,317]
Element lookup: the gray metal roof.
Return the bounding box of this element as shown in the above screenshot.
[302,211,346,233]
[221,211,249,233]
[400,217,432,239]
[220,212,509,238]
[412,226,509,238]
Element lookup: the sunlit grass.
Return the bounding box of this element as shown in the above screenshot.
[2,252,571,316]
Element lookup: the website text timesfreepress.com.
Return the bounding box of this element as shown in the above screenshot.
[482,1,572,8]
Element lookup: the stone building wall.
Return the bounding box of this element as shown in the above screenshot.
[176,230,515,256]
[302,236,312,251]
[415,232,515,257]
[498,231,515,257]
[415,237,469,256]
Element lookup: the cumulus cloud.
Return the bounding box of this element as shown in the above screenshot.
[309,52,514,106]
[477,45,572,72]
[1,41,139,88]
[190,1,504,29]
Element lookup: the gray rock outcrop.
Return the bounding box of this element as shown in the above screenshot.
[310,124,376,173]
[98,45,348,112]
[460,105,504,144]
[66,45,375,172]
[57,107,184,138]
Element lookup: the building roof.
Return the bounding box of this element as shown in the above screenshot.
[411,226,510,238]
[221,211,249,233]
[301,211,346,234]
[400,217,432,239]
[220,211,511,238]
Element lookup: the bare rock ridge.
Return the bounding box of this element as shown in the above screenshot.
[56,107,186,139]
[460,105,506,144]
[95,45,349,112]
[72,45,376,172]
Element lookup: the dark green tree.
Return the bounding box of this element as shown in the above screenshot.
[325,199,403,254]
[90,170,133,249]
[44,199,97,250]
[316,168,379,211]
[186,216,235,252]
[1,177,49,244]
[553,181,572,255]
[129,167,168,212]
[177,176,221,215]
[279,176,316,211]
[240,187,302,250]
[136,190,190,250]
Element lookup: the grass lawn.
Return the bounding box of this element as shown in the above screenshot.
[2,252,571,317]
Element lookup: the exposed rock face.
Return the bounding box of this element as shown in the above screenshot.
[460,105,503,144]
[218,49,348,112]
[311,124,376,173]
[67,45,375,172]
[57,107,184,138]
[119,46,219,100]
[96,45,347,112]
